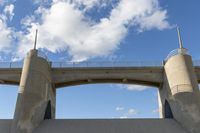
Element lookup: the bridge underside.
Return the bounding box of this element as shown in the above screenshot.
[0,119,188,133]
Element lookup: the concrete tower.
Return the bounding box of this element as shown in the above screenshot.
[159,27,200,133]
[10,31,56,133]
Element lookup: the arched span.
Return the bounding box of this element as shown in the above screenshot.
[54,79,160,88]
[0,68,22,86]
[52,67,163,88]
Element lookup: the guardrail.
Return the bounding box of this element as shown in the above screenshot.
[37,51,48,60]
[1,60,200,68]
[193,60,200,66]
[165,48,189,61]
[51,61,163,68]
[0,62,23,68]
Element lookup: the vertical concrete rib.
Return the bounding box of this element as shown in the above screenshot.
[11,50,55,133]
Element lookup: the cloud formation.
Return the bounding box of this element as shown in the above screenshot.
[116,84,150,91]
[115,107,139,119]
[0,0,171,61]
[0,4,15,53]
[0,0,15,6]
[152,108,159,114]
[116,106,124,111]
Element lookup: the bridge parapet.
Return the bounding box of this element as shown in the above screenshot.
[51,61,163,68]
[0,62,23,68]
[1,60,200,68]
[165,48,189,61]
[0,60,200,69]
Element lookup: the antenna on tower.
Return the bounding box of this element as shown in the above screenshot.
[177,27,183,49]
[34,29,38,50]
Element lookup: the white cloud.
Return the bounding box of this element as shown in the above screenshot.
[115,107,139,119]
[32,0,51,5]
[137,10,171,32]
[0,0,15,6]
[128,108,138,115]
[116,107,124,111]
[117,84,149,91]
[119,116,128,119]
[69,0,112,11]
[152,108,159,114]
[0,0,171,61]
[0,5,15,53]
[3,4,15,21]
[0,20,13,51]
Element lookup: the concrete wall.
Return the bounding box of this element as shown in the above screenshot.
[52,67,163,88]
[11,50,56,133]
[33,119,188,133]
[1,49,200,133]
[161,54,200,133]
[0,120,12,133]
[0,68,21,85]
[165,54,199,94]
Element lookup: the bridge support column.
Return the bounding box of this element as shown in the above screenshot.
[11,50,55,133]
[159,50,200,133]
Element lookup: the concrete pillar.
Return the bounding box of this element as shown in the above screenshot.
[11,50,55,133]
[159,48,200,133]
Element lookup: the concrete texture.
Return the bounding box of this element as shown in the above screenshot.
[52,67,163,88]
[0,47,200,133]
[0,68,21,85]
[10,50,55,133]
[160,52,200,133]
[33,119,188,133]
[0,120,12,133]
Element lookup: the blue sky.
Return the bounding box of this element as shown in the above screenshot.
[0,0,200,119]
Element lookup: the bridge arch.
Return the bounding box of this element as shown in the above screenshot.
[56,83,159,119]
[52,67,163,89]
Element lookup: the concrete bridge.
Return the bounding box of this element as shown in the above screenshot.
[0,47,200,133]
[3,24,200,133]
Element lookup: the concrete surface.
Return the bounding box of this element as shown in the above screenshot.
[161,53,200,133]
[33,119,188,133]
[10,50,55,133]
[0,120,12,133]
[52,67,163,88]
[0,48,200,133]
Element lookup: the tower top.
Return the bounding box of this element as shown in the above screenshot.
[177,27,183,49]
[34,29,38,50]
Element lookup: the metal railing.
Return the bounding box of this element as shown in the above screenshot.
[1,60,200,69]
[0,62,23,68]
[37,51,48,61]
[51,61,163,68]
[193,60,200,66]
[165,48,189,61]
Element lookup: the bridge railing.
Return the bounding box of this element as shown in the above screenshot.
[0,62,23,68]
[165,48,189,61]
[1,60,200,68]
[51,61,163,68]
[193,60,200,66]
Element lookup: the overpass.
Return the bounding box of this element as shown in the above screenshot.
[1,37,200,133]
[0,48,200,133]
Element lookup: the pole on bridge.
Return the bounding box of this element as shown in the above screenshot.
[177,27,184,49]
[34,29,38,50]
